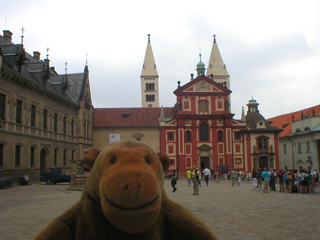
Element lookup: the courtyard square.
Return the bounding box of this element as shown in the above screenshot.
[0,179,319,240]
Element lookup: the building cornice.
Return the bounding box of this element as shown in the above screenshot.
[1,67,80,110]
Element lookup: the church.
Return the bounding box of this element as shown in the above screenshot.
[93,35,282,173]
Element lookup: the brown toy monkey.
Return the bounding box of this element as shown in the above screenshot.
[33,140,219,240]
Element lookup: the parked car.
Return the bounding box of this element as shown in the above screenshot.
[40,167,71,184]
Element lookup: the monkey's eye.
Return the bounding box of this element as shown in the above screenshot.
[145,157,151,165]
[110,156,117,164]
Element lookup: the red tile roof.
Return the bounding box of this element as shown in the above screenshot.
[267,104,320,138]
[93,107,176,127]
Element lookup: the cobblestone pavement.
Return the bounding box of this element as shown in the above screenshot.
[1,179,319,240]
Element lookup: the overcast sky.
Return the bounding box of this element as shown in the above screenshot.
[1,0,320,119]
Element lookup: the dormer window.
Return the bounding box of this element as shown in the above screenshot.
[257,121,266,128]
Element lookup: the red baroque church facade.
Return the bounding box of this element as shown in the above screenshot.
[159,73,282,172]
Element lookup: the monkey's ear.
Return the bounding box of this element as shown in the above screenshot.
[84,148,102,169]
[157,151,171,172]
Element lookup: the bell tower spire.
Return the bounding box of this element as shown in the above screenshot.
[141,34,159,108]
[207,34,230,88]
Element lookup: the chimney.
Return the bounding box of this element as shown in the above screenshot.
[33,51,41,61]
[3,30,13,42]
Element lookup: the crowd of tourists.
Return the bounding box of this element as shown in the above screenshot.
[169,166,318,195]
[250,168,318,193]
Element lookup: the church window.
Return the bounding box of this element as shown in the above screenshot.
[235,132,241,140]
[186,131,191,142]
[199,100,208,111]
[258,138,267,150]
[200,122,208,141]
[0,93,6,120]
[168,132,174,140]
[146,83,155,91]
[146,94,155,102]
[218,130,223,141]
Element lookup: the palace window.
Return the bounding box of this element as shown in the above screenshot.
[0,144,3,167]
[71,119,75,136]
[0,93,5,120]
[54,148,58,166]
[31,105,36,127]
[283,144,287,154]
[83,122,87,138]
[218,130,223,142]
[43,109,48,130]
[63,149,67,166]
[306,141,311,153]
[15,145,21,167]
[63,116,67,134]
[199,100,208,111]
[16,100,22,124]
[298,142,302,153]
[54,113,58,132]
[200,122,209,141]
[30,147,35,167]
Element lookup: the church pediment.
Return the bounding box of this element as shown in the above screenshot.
[198,143,212,150]
[174,75,231,95]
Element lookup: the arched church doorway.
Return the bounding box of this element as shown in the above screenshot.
[259,156,269,170]
[201,157,209,169]
[40,148,48,176]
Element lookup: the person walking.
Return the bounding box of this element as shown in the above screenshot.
[171,170,178,192]
[191,165,200,195]
[252,169,257,190]
[269,169,276,191]
[215,171,219,183]
[261,167,270,193]
[231,169,237,186]
[186,169,192,186]
[203,167,211,186]
[277,169,285,192]
[287,169,294,193]
[256,168,262,191]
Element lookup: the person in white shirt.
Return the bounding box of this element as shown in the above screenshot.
[203,168,211,186]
